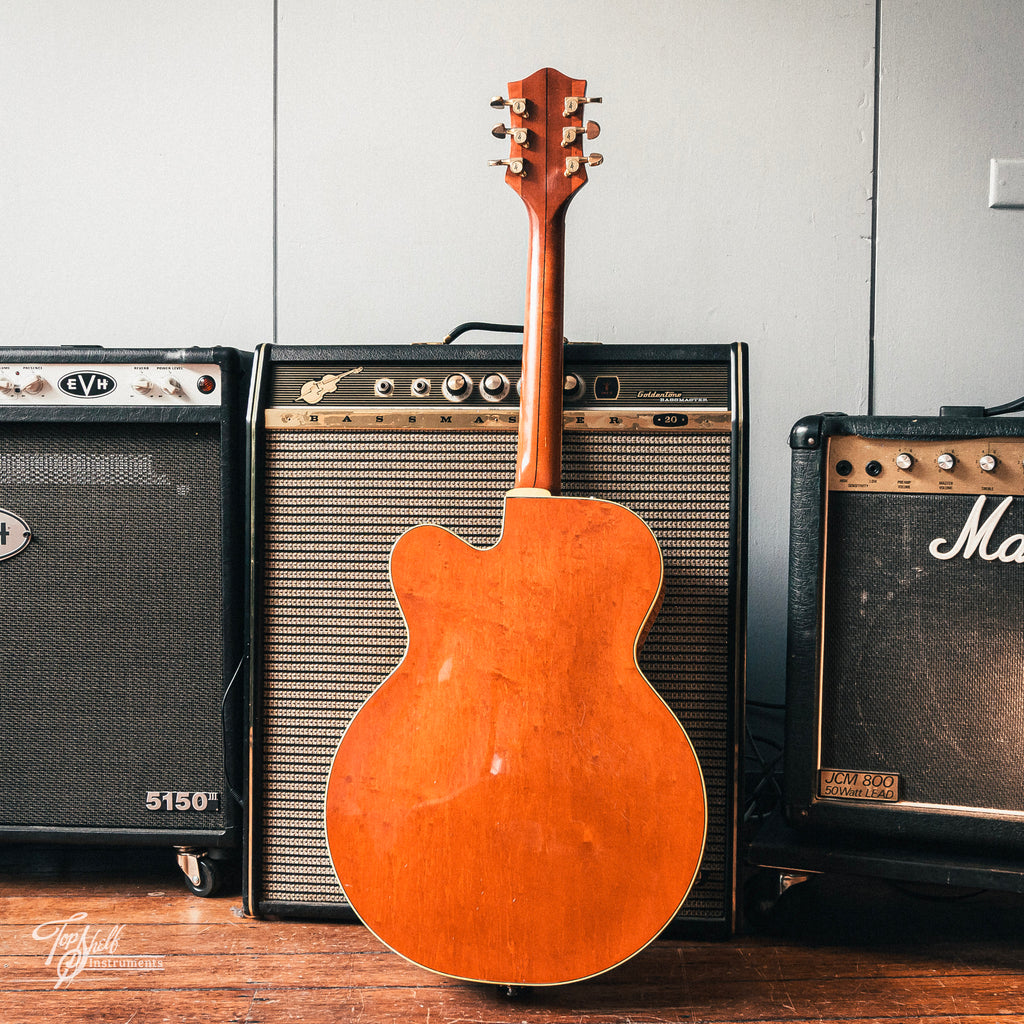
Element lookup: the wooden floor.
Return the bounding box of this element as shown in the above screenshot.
[3,842,1024,1023]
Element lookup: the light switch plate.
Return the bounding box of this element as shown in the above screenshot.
[989,158,1024,209]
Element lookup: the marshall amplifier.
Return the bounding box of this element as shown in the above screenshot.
[784,411,1024,853]
[245,341,747,934]
[0,347,247,895]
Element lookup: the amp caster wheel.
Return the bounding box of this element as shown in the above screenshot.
[175,846,222,897]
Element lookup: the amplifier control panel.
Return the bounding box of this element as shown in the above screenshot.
[265,353,736,435]
[828,435,1024,495]
[0,362,223,406]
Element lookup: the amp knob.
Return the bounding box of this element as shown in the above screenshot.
[563,373,585,399]
[0,376,15,396]
[17,373,46,396]
[895,453,914,470]
[937,453,956,471]
[979,454,998,473]
[480,373,510,402]
[442,373,474,403]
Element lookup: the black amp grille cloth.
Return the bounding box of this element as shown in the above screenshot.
[821,491,1024,811]
[0,423,228,830]
[258,429,734,922]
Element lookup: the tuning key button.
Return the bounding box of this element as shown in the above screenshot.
[562,95,602,116]
[490,95,528,116]
[491,123,529,145]
[489,157,525,176]
[937,453,956,471]
[895,453,914,471]
[979,454,998,473]
[561,121,601,147]
[564,153,603,176]
[442,373,474,403]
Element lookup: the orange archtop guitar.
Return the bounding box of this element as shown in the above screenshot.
[325,68,707,986]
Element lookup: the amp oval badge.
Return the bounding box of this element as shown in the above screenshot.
[57,371,117,399]
[0,509,32,562]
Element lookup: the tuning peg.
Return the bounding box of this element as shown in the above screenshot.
[489,157,525,175]
[491,123,530,145]
[561,121,601,147]
[490,95,528,116]
[564,153,603,176]
[563,95,602,116]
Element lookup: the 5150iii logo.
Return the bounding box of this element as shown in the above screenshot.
[145,791,221,812]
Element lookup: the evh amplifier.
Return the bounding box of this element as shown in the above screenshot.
[245,342,747,934]
[0,347,247,895]
[784,412,1024,852]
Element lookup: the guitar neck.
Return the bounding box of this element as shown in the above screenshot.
[515,208,566,494]
[496,67,599,496]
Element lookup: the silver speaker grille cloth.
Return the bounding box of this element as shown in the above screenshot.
[257,429,733,922]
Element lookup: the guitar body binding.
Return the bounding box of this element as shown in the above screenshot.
[325,493,707,986]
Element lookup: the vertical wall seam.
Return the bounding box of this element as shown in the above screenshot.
[867,0,882,415]
[272,0,279,344]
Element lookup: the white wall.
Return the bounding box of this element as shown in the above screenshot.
[277,1,877,709]
[0,1,273,349]
[874,0,1024,415]
[34,2,1024,709]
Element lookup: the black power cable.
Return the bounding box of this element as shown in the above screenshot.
[985,394,1024,416]
[442,322,523,344]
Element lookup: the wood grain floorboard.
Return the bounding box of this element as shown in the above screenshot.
[3,843,1024,1023]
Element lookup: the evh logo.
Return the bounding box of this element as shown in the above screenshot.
[58,371,117,399]
[929,495,1024,563]
[0,508,32,561]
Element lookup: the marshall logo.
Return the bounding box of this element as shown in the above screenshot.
[58,371,117,398]
[929,494,1024,563]
[0,508,32,561]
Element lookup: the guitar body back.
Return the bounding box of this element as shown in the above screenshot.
[325,493,707,986]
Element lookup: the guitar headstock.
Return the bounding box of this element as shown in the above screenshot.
[489,68,602,219]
